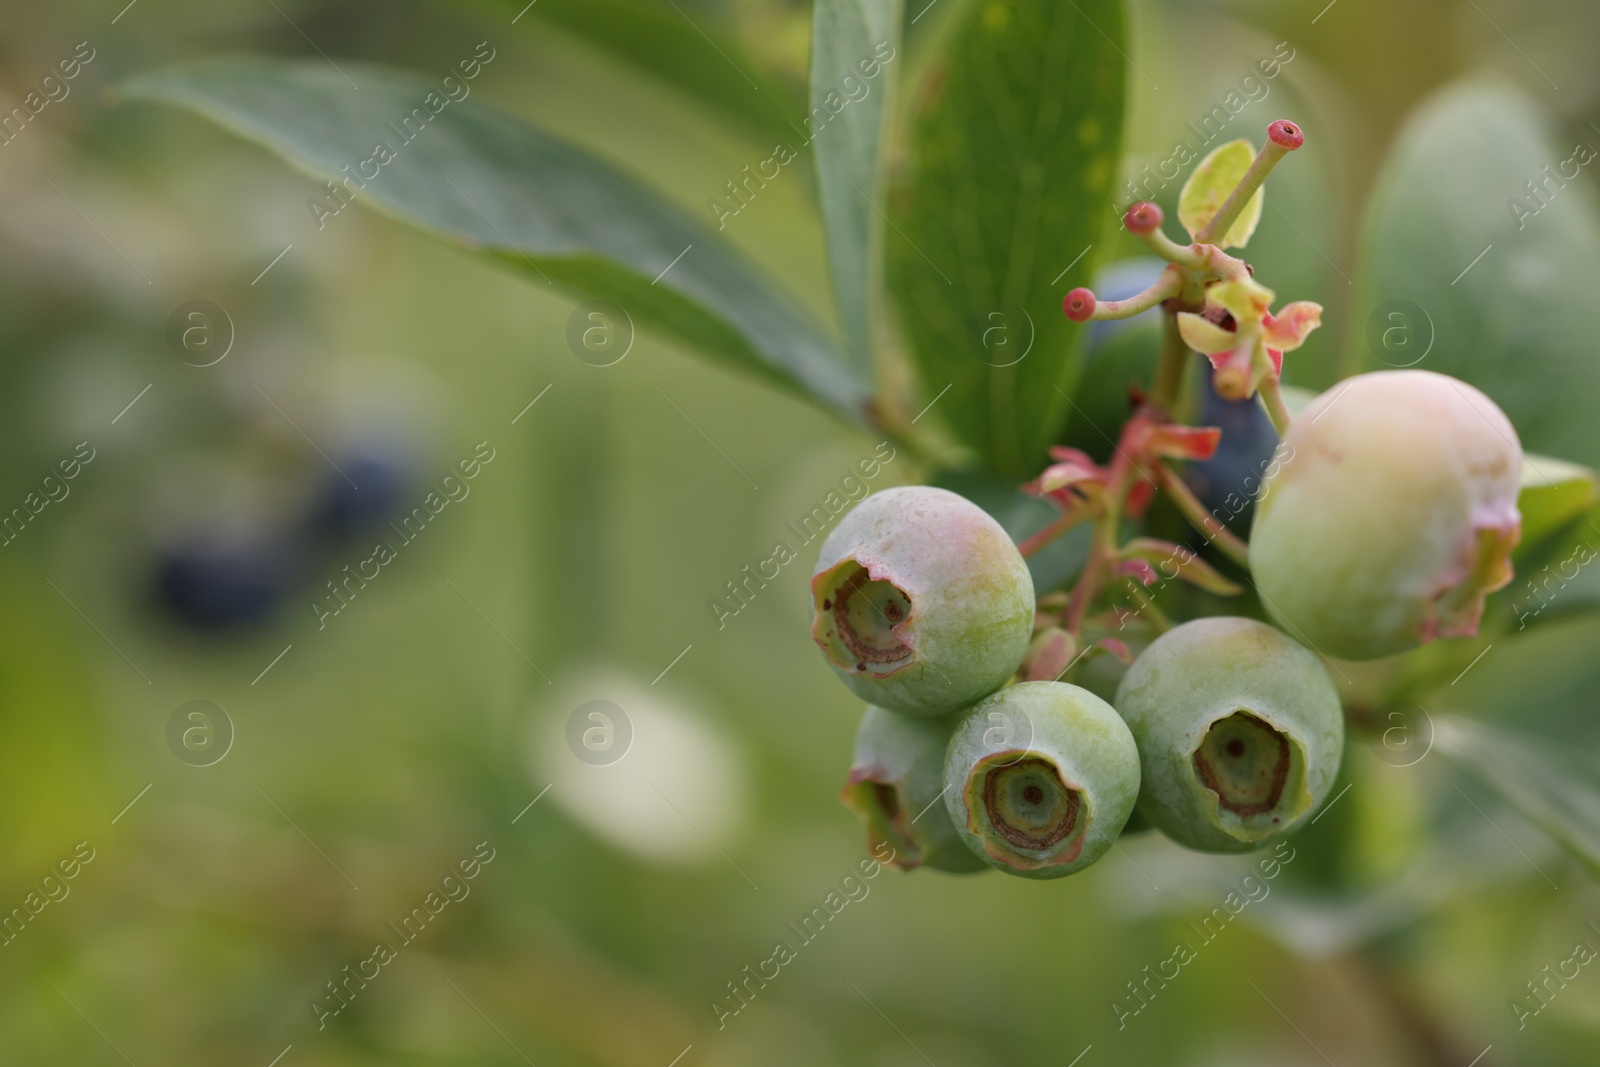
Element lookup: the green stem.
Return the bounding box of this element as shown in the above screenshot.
[1088,270,1181,321]
[1195,140,1290,246]
[1136,227,1206,270]
[1151,312,1189,412]
[1257,375,1293,437]
[1203,246,1253,283]
[1157,463,1251,568]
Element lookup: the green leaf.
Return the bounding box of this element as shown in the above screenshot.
[1352,80,1600,467]
[1434,715,1600,878]
[119,59,871,424]
[498,0,804,143]
[1494,500,1600,633]
[809,0,903,377]
[888,0,1126,479]
[1176,138,1262,249]
[1518,453,1599,551]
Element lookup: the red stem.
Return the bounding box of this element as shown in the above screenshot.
[1063,444,1136,637]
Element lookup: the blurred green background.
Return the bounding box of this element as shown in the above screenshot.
[2,0,1599,1064]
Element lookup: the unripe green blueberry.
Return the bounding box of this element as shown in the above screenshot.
[1113,617,1343,853]
[943,681,1140,878]
[841,706,987,874]
[811,486,1034,717]
[1250,370,1522,660]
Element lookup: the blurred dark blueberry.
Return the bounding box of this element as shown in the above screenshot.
[309,450,413,541]
[1186,373,1280,532]
[154,539,299,630]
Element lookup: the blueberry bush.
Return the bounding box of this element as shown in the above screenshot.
[116,0,1600,1062]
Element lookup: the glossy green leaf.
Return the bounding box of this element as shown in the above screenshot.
[1352,81,1600,466]
[888,0,1126,479]
[120,59,871,424]
[1176,138,1261,249]
[1494,500,1600,633]
[1434,715,1600,878]
[496,0,804,142]
[810,0,903,377]
[1518,453,1599,551]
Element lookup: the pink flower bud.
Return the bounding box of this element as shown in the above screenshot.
[1267,119,1304,150]
[1062,287,1096,322]
[1123,201,1163,235]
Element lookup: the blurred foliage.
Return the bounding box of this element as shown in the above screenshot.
[808,0,902,377]
[1352,80,1600,467]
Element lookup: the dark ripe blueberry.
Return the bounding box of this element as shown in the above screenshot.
[154,539,299,630]
[1186,372,1279,530]
[310,451,413,540]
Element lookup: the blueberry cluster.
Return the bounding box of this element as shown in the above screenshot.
[817,486,1342,876]
[819,367,1523,876]
[814,114,1528,876]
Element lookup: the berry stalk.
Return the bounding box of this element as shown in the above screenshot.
[1063,267,1180,323]
[1256,374,1293,436]
[1194,119,1304,246]
[1155,462,1250,568]
[1151,311,1189,414]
